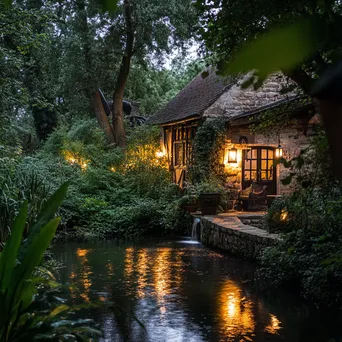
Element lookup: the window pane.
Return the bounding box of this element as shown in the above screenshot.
[244,159,251,170]
[252,160,257,169]
[261,171,267,180]
[186,142,192,160]
[269,163,274,180]
[246,150,251,160]
[268,150,274,159]
[252,149,257,159]
[244,171,250,180]
[262,160,267,170]
[174,143,183,166]
[261,149,267,159]
[175,129,180,141]
[251,171,257,180]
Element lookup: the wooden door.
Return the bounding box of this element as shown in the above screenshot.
[242,147,276,194]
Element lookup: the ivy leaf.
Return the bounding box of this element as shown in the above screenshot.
[281,174,294,185]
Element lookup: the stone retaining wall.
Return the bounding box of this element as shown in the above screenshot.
[198,214,279,260]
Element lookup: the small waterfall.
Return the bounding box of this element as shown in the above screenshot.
[191,218,201,241]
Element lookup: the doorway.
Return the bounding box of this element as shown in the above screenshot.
[242,147,277,195]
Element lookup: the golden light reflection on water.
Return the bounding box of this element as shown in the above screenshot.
[69,248,93,302]
[218,280,255,340]
[218,280,282,341]
[153,248,172,303]
[264,314,282,334]
[76,248,91,258]
[125,247,134,278]
[137,248,148,298]
[65,244,285,340]
[106,263,114,277]
[123,246,184,307]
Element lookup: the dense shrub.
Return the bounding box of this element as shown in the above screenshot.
[189,118,227,184]
[27,122,190,239]
[0,157,50,242]
[260,127,342,308]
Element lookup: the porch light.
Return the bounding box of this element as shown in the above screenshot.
[280,209,288,222]
[275,144,283,159]
[155,150,165,158]
[228,147,238,163]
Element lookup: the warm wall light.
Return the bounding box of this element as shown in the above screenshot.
[280,209,288,221]
[155,150,165,158]
[228,147,238,163]
[275,144,283,158]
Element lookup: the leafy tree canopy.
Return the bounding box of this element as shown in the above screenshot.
[196,0,342,92]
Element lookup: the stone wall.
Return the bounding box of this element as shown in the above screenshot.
[224,123,310,194]
[198,215,279,260]
[203,74,293,118]
[255,126,310,194]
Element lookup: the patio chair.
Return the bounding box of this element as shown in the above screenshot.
[237,183,267,211]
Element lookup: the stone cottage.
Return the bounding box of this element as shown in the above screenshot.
[148,69,316,195]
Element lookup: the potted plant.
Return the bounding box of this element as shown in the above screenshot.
[225,188,239,210]
[196,181,224,215]
[180,195,199,213]
[179,183,199,213]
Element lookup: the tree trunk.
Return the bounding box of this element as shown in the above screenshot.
[112,0,134,148]
[285,67,342,181]
[76,0,116,145]
[92,90,116,145]
[317,99,342,180]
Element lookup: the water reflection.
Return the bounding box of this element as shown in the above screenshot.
[217,279,282,341]
[137,248,148,298]
[153,248,172,303]
[264,314,282,335]
[53,240,333,342]
[218,280,256,340]
[71,248,93,302]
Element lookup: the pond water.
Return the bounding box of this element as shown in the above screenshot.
[52,238,341,342]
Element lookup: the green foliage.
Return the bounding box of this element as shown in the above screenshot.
[189,118,227,184]
[22,122,187,239]
[126,59,205,116]
[0,182,101,341]
[260,127,342,308]
[249,97,311,136]
[217,19,322,81]
[0,160,51,243]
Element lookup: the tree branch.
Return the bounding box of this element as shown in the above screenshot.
[283,67,315,95]
[112,0,134,148]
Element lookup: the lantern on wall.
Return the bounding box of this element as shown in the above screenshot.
[228,147,238,163]
[155,150,165,158]
[275,144,283,159]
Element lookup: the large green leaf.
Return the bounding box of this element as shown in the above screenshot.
[49,304,70,317]
[0,201,27,292]
[19,182,69,262]
[221,18,323,78]
[10,217,61,311]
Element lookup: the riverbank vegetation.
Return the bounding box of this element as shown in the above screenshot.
[0,0,203,242]
[2,2,342,339]
[260,127,342,308]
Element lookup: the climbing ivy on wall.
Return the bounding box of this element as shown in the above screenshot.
[189,118,227,184]
[249,96,312,137]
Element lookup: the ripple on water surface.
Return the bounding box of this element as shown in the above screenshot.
[52,239,341,342]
